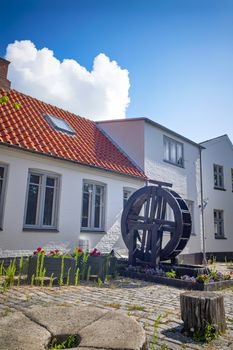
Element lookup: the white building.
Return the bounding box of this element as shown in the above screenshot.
[200,135,233,261]
[98,118,204,263]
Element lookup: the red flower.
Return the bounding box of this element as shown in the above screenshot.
[55,249,60,253]
[37,247,43,252]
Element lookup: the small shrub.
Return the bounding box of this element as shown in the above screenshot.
[165,270,176,279]
[48,334,80,349]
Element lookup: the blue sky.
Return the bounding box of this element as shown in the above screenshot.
[1,0,233,143]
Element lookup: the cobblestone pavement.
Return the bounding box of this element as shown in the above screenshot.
[1,276,233,350]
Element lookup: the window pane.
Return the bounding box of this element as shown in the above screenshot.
[0,167,4,179]
[82,192,89,227]
[164,138,169,161]
[177,143,183,166]
[46,177,55,187]
[43,187,55,225]
[170,141,176,163]
[94,191,101,228]
[30,174,40,184]
[25,184,40,225]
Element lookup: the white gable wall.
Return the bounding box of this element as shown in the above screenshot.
[97,120,145,170]
[201,136,233,255]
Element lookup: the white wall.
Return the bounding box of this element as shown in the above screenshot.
[0,146,143,254]
[98,120,145,170]
[144,122,202,255]
[201,136,233,253]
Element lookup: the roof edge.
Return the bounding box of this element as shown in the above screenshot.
[0,142,147,181]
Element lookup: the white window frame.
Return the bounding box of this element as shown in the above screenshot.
[214,209,225,239]
[185,199,195,235]
[213,164,224,189]
[0,164,8,230]
[24,170,60,230]
[81,180,106,231]
[163,136,184,167]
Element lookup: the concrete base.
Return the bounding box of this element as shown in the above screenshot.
[0,305,147,350]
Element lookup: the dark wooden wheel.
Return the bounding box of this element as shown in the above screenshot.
[121,185,192,265]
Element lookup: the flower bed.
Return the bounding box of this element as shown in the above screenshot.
[28,248,76,285]
[73,248,117,281]
[119,265,233,291]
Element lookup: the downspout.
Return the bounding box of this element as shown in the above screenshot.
[199,146,207,266]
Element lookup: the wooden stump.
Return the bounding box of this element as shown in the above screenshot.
[180,291,226,336]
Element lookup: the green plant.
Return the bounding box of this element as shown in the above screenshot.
[0,260,4,276]
[0,95,9,104]
[17,256,24,286]
[59,256,65,286]
[75,268,79,286]
[31,274,35,287]
[106,303,121,309]
[151,314,162,350]
[5,259,16,287]
[49,273,54,288]
[193,322,219,343]
[165,270,176,279]
[2,280,8,293]
[66,267,71,286]
[81,252,89,280]
[86,266,91,281]
[48,334,79,349]
[97,277,102,287]
[13,102,21,110]
[128,304,145,311]
[196,274,210,284]
[40,268,46,287]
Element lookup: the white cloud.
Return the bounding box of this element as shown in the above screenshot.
[5,40,130,120]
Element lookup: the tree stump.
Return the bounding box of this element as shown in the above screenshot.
[180,291,226,337]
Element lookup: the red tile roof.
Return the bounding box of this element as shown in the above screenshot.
[0,89,146,179]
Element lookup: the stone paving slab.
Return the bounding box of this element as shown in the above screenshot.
[25,305,108,335]
[0,310,50,350]
[79,310,147,349]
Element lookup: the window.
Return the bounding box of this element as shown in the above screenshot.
[213,164,224,189]
[81,181,105,231]
[24,171,60,229]
[45,114,75,134]
[0,164,8,229]
[123,188,133,208]
[164,136,184,167]
[214,210,224,238]
[185,200,195,234]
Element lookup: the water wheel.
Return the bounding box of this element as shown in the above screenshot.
[121,185,192,266]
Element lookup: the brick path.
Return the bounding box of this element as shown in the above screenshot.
[0,277,233,349]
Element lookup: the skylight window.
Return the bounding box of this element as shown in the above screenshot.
[45,114,75,135]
